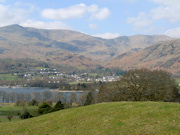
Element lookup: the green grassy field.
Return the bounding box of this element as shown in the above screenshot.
[0,74,22,81]
[0,104,38,116]
[88,73,98,77]
[0,116,20,122]
[0,73,22,81]
[69,81,92,85]
[75,65,86,70]
[34,67,44,70]
[0,102,179,135]
[0,104,38,122]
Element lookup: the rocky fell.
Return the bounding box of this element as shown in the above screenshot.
[107,39,180,74]
[0,25,173,60]
[0,24,177,72]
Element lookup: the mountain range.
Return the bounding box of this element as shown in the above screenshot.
[107,39,180,74]
[0,24,179,74]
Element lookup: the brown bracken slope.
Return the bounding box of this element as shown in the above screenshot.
[0,24,173,61]
[107,39,180,74]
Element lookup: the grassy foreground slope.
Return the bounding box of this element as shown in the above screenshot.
[1,102,180,135]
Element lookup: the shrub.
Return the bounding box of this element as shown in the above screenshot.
[38,102,52,114]
[15,101,25,107]
[52,101,64,112]
[84,92,93,106]
[18,108,33,119]
[7,115,13,122]
[28,99,38,106]
[45,100,53,106]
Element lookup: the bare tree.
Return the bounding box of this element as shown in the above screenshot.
[5,93,10,103]
[19,93,25,102]
[79,93,87,106]
[16,93,23,102]
[24,93,32,102]
[42,91,53,101]
[32,92,41,102]
[63,94,68,104]
[9,92,16,103]
[70,93,77,105]
[52,92,64,102]
[0,90,7,103]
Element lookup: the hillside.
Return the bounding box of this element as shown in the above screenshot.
[107,39,180,74]
[0,24,173,62]
[0,25,102,68]
[0,102,179,135]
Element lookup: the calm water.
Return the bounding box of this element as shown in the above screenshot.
[0,87,88,96]
[0,87,90,103]
[0,87,52,93]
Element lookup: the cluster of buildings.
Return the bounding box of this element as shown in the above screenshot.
[12,67,120,83]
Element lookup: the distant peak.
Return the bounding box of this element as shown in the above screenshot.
[2,24,22,28]
[0,24,26,32]
[0,24,25,30]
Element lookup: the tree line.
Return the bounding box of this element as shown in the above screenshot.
[2,91,97,122]
[98,69,180,102]
[0,90,98,107]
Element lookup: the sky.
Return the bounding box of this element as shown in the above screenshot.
[0,0,180,39]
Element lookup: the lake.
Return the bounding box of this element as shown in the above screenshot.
[0,87,52,93]
[0,87,90,103]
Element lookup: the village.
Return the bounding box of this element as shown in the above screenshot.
[11,67,120,85]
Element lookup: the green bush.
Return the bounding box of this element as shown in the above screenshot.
[53,101,64,112]
[28,99,38,106]
[45,100,53,106]
[15,101,25,107]
[38,102,52,114]
[84,92,93,106]
[18,108,33,119]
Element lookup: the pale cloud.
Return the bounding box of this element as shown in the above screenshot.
[127,12,152,30]
[151,5,180,22]
[150,0,180,22]
[0,3,73,30]
[94,33,120,39]
[98,0,139,3]
[92,8,110,20]
[149,0,180,23]
[20,20,73,30]
[150,0,180,6]
[127,1,180,33]
[0,4,29,27]
[15,2,37,13]
[41,3,86,20]
[89,24,98,29]
[165,27,180,38]
[0,2,110,30]
[123,0,139,3]
[41,3,110,21]
[0,0,5,2]
[88,4,110,20]
[87,4,99,13]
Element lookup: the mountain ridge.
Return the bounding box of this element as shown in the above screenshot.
[107,39,180,74]
[0,24,174,60]
[0,24,178,72]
